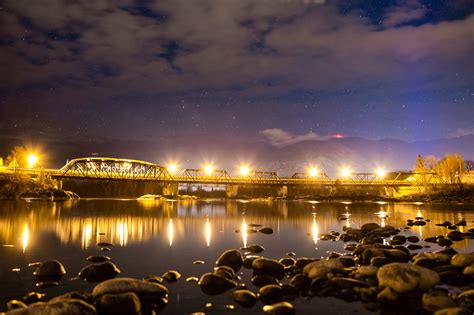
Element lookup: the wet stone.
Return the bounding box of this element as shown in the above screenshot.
[289,274,310,290]
[36,281,60,289]
[434,307,472,315]
[447,231,464,241]
[407,236,420,243]
[437,238,453,247]
[143,275,163,284]
[99,292,141,315]
[33,260,66,282]
[253,258,285,280]
[407,244,423,251]
[279,258,296,267]
[361,223,381,234]
[377,262,440,293]
[422,290,457,312]
[451,253,474,268]
[215,249,243,272]
[413,221,427,226]
[78,261,120,283]
[241,244,265,253]
[243,256,260,269]
[303,259,344,279]
[214,265,235,280]
[262,301,296,315]
[186,277,199,282]
[286,252,296,256]
[232,289,258,308]
[371,256,392,267]
[8,299,96,314]
[198,273,236,295]
[101,247,111,252]
[86,255,111,263]
[331,277,371,289]
[7,300,27,310]
[22,292,45,304]
[258,284,283,305]
[259,227,274,234]
[252,275,279,287]
[161,270,181,283]
[193,260,205,265]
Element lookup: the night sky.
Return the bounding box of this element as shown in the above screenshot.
[0,0,473,171]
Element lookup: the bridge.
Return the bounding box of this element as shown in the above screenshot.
[2,157,449,198]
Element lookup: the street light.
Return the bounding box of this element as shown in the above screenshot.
[308,166,319,178]
[239,164,250,176]
[375,167,386,179]
[203,163,214,176]
[167,162,178,174]
[340,166,351,178]
[27,154,39,168]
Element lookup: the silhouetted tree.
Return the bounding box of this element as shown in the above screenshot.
[5,146,29,168]
[434,153,465,184]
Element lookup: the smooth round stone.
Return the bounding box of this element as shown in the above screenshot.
[361,223,381,234]
[259,227,274,234]
[186,277,199,282]
[232,289,257,308]
[78,262,120,283]
[407,236,420,243]
[413,221,426,226]
[241,244,265,253]
[193,260,205,265]
[355,266,378,278]
[215,249,243,272]
[101,247,111,252]
[289,274,310,289]
[214,265,235,280]
[463,264,474,276]
[407,244,423,250]
[22,292,45,304]
[451,253,474,268]
[253,258,285,279]
[99,292,141,315]
[7,299,96,314]
[433,307,472,315]
[7,300,27,310]
[331,277,371,289]
[243,256,261,269]
[371,256,392,267]
[33,260,66,281]
[252,275,279,287]
[422,291,456,312]
[161,270,181,283]
[437,238,453,247]
[262,301,295,315]
[447,231,464,241]
[258,284,283,305]
[303,259,344,279]
[93,278,169,298]
[86,255,111,263]
[143,275,163,284]
[377,263,440,293]
[278,258,296,267]
[198,273,236,295]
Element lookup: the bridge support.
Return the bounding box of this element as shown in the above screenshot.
[277,185,288,198]
[385,187,395,197]
[162,183,179,197]
[56,179,63,190]
[226,185,239,198]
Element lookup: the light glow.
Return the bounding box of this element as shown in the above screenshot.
[168,163,178,174]
[168,218,174,246]
[340,166,352,178]
[203,164,214,176]
[205,218,211,247]
[308,166,319,178]
[27,154,39,168]
[311,213,318,245]
[239,164,250,176]
[375,167,386,178]
[241,219,248,248]
[21,223,29,253]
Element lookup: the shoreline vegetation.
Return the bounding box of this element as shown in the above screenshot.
[2,219,474,314]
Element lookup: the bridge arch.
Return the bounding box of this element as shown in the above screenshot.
[59,157,172,180]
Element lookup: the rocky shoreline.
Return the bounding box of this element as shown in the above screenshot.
[2,219,474,314]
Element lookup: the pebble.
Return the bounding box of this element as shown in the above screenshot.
[193,260,205,265]
[262,301,295,315]
[161,270,181,283]
[78,262,121,282]
[377,263,440,293]
[253,258,285,280]
[259,227,274,234]
[198,273,236,295]
[215,249,243,272]
[451,253,474,268]
[99,292,141,315]
[422,290,457,312]
[241,244,265,253]
[258,284,283,305]
[6,299,96,314]
[33,260,66,282]
[86,255,111,263]
[232,289,258,307]
[447,231,464,241]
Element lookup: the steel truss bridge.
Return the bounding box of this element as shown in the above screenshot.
[6,157,450,187]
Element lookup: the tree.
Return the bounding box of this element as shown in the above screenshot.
[434,153,465,184]
[415,155,426,173]
[425,155,438,170]
[465,160,474,171]
[5,146,29,168]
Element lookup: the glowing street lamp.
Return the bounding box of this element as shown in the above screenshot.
[27,154,39,168]
[308,166,319,178]
[375,167,386,179]
[340,166,351,178]
[203,164,214,176]
[239,164,250,176]
[167,163,178,174]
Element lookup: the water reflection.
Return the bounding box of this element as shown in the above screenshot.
[0,200,473,253]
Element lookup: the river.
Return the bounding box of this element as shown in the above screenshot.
[0,199,473,314]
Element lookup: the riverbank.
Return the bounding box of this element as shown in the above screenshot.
[2,217,474,314]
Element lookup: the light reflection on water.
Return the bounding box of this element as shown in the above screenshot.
[0,199,474,314]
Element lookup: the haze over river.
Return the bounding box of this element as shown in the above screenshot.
[1,199,473,314]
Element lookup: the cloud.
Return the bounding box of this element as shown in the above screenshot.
[260,128,324,147]
[383,0,427,27]
[449,127,474,138]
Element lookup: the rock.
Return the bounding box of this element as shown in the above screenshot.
[99,292,141,315]
[377,263,440,293]
[259,228,274,234]
[439,271,471,286]
[86,256,110,263]
[262,301,295,315]
[423,290,457,312]
[78,262,120,282]
[451,253,474,268]
[161,270,181,283]
[331,277,371,289]
[376,287,398,301]
[425,236,438,243]
[463,264,474,276]
[289,274,310,290]
[258,284,283,304]
[455,220,467,226]
[143,275,163,284]
[356,266,378,278]
[303,259,344,279]
[36,281,59,289]
[253,258,285,280]
[97,242,113,247]
[371,256,392,267]
[447,231,464,241]
[361,223,381,234]
[215,249,243,272]
[434,307,471,315]
[7,300,27,310]
[241,244,265,253]
[198,273,236,295]
[6,299,96,315]
[214,265,235,279]
[49,292,92,304]
[407,244,423,250]
[413,220,426,226]
[438,238,453,247]
[92,278,168,312]
[294,258,317,269]
[101,247,111,252]
[193,260,205,265]
[414,258,437,269]
[252,275,279,287]
[415,252,451,265]
[407,236,420,243]
[22,292,45,304]
[243,256,260,269]
[457,289,474,308]
[232,290,257,308]
[337,256,355,268]
[278,258,295,267]
[33,260,66,282]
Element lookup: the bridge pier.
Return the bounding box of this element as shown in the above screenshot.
[57,179,63,190]
[226,185,239,198]
[277,185,288,198]
[162,183,179,197]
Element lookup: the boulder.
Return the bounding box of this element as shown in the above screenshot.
[215,249,243,272]
[78,262,120,282]
[303,259,344,279]
[451,253,474,268]
[253,258,285,280]
[198,273,236,295]
[377,263,440,293]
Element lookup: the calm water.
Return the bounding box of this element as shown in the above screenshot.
[1,199,473,314]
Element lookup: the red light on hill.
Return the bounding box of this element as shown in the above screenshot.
[333,134,345,139]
